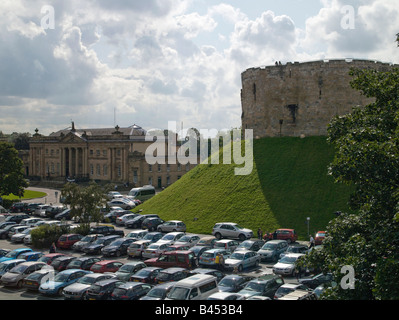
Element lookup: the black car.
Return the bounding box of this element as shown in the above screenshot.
[218,274,254,292]
[141,217,165,232]
[155,267,190,284]
[0,248,10,257]
[101,238,135,257]
[45,205,67,219]
[190,268,225,282]
[0,223,20,239]
[129,267,163,284]
[299,273,334,289]
[24,203,44,215]
[65,257,102,271]
[140,282,176,300]
[86,278,125,300]
[89,225,124,237]
[50,256,77,272]
[111,282,153,300]
[54,209,71,220]
[9,203,28,213]
[82,235,122,255]
[103,210,131,223]
[125,214,159,229]
[235,240,265,252]
[5,214,30,224]
[238,274,284,299]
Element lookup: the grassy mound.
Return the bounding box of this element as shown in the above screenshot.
[133,136,353,240]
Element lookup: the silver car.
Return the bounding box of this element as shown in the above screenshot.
[157,220,186,233]
[142,242,170,259]
[212,222,253,241]
[174,235,201,248]
[0,261,47,288]
[107,198,136,210]
[63,273,116,300]
[272,253,305,276]
[224,250,261,272]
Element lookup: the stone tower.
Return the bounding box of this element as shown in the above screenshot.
[241,59,397,137]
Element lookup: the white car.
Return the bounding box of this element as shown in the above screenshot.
[10,228,34,243]
[174,234,201,248]
[20,218,43,227]
[207,292,245,300]
[212,222,253,241]
[223,250,261,272]
[107,198,136,210]
[156,232,185,245]
[142,242,170,259]
[272,253,305,276]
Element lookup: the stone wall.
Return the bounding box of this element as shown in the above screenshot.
[241,59,397,137]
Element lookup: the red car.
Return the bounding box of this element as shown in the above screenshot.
[315,231,326,245]
[90,260,124,273]
[38,253,66,265]
[56,234,84,249]
[144,251,196,269]
[263,229,298,243]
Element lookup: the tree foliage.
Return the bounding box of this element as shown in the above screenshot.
[0,142,28,197]
[302,64,399,300]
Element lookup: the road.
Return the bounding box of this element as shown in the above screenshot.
[0,187,302,300]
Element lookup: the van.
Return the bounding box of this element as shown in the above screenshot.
[166,274,218,300]
[128,185,156,202]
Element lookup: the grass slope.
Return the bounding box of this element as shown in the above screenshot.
[134,136,353,240]
[3,190,47,201]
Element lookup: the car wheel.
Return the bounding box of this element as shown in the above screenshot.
[215,232,222,240]
[238,265,243,272]
[255,260,260,268]
[238,234,246,241]
[116,250,121,257]
[17,280,23,288]
[286,239,292,244]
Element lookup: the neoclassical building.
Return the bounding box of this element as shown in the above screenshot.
[27,123,196,188]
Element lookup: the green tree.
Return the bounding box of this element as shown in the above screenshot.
[0,142,28,197]
[61,182,113,230]
[302,63,399,299]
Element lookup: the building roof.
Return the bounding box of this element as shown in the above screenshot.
[49,124,146,137]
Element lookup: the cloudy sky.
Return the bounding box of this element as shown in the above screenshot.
[1,0,398,136]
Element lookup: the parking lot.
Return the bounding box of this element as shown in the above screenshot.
[0,188,308,300]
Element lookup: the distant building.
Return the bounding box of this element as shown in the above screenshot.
[26,123,196,188]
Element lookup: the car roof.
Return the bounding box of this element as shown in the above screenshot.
[266,240,288,244]
[0,259,25,265]
[282,253,305,258]
[59,269,87,275]
[160,267,187,273]
[95,260,122,265]
[94,278,121,286]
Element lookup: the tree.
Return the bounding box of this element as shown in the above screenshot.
[0,142,28,197]
[301,59,399,299]
[61,182,113,230]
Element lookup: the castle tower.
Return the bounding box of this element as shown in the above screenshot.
[241,59,397,138]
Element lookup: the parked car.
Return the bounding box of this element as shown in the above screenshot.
[114,261,147,281]
[157,220,186,233]
[90,260,124,273]
[51,256,77,272]
[258,240,288,262]
[20,217,43,227]
[24,203,44,215]
[0,224,19,239]
[142,242,171,259]
[125,214,159,229]
[89,225,124,237]
[111,282,153,300]
[10,227,33,243]
[212,222,253,241]
[174,234,201,248]
[72,234,104,252]
[101,237,135,257]
[188,246,211,266]
[103,210,131,223]
[38,253,66,265]
[63,273,116,300]
[23,267,56,291]
[263,228,298,243]
[165,244,191,253]
[39,269,92,296]
[218,274,254,292]
[115,213,140,226]
[107,198,136,210]
[315,231,327,245]
[238,274,284,299]
[190,268,225,282]
[0,249,10,258]
[45,205,67,219]
[207,292,245,300]
[9,203,28,213]
[127,240,152,259]
[279,244,309,259]
[142,217,165,232]
[125,229,149,240]
[273,253,305,277]
[142,231,164,243]
[0,248,32,263]
[157,232,185,245]
[165,274,218,300]
[235,239,264,252]
[7,225,29,239]
[213,239,240,252]
[140,282,176,300]
[56,234,84,250]
[274,283,310,299]
[66,257,102,271]
[54,209,71,220]
[155,267,190,284]
[198,249,231,268]
[19,251,44,262]
[224,250,261,272]
[82,235,122,255]
[0,259,25,277]
[196,236,217,248]
[107,191,122,200]
[129,267,163,284]
[0,261,47,288]
[299,273,334,290]
[34,205,51,217]
[85,278,125,300]
[277,289,318,300]
[144,251,196,269]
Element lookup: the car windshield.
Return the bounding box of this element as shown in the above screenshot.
[201,252,215,258]
[161,234,175,241]
[167,287,190,300]
[112,287,129,296]
[92,238,106,245]
[244,282,265,292]
[279,256,297,264]
[118,264,136,273]
[0,263,11,272]
[80,236,94,242]
[135,269,152,277]
[156,272,172,281]
[54,273,71,282]
[67,260,82,268]
[262,243,276,250]
[218,278,237,288]
[177,236,191,242]
[147,244,160,250]
[230,253,245,260]
[146,287,166,298]
[77,276,98,285]
[5,250,20,258]
[109,239,125,246]
[275,286,295,295]
[237,241,252,249]
[9,265,29,274]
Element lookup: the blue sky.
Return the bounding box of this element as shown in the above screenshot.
[0,0,398,136]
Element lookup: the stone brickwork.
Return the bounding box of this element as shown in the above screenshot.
[241,59,397,137]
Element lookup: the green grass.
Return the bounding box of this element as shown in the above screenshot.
[133,136,354,240]
[2,190,47,201]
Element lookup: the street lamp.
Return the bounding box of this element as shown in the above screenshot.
[306,217,310,236]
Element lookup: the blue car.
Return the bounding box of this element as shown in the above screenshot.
[19,251,44,262]
[0,248,33,263]
[39,269,92,296]
[0,259,26,277]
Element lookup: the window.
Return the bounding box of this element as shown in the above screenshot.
[158,164,162,172]
[185,164,190,171]
[117,165,121,177]
[103,150,107,157]
[96,150,100,156]
[90,164,94,175]
[199,281,217,293]
[167,176,170,185]
[90,150,93,156]
[133,170,138,184]
[96,164,101,176]
[177,163,181,171]
[149,164,152,172]
[103,165,108,176]
[167,164,170,172]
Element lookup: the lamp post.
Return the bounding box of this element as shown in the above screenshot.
[306,217,310,236]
